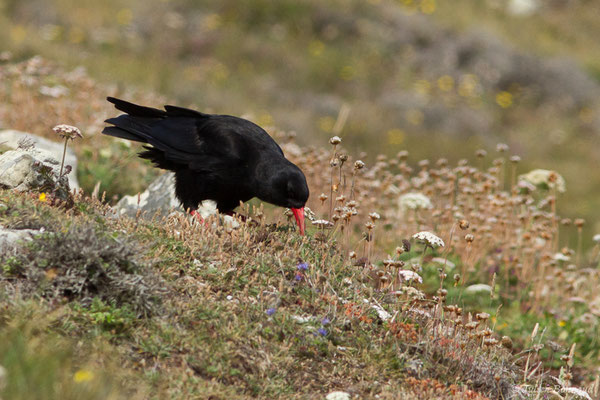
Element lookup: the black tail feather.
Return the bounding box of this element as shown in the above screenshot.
[107,97,165,118]
[101,126,147,143]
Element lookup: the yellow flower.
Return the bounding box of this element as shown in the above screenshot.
[437,75,454,92]
[387,129,405,145]
[74,369,94,383]
[558,320,566,327]
[496,91,513,108]
[39,193,47,202]
[339,65,356,81]
[420,0,436,14]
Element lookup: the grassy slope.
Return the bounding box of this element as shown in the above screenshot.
[1,1,600,398]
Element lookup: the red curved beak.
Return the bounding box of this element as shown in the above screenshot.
[291,207,305,235]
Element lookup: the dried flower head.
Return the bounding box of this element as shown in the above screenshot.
[476,312,490,322]
[398,270,423,283]
[369,212,381,222]
[475,149,487,158]
[496,143,509,152]
[354,160,365,170]
[329,136,342,145]
[312,219,334,229]
[465,234,475,243]
[501,336,513,349]
[53,124,83,140]
[459,219,470,230]
[412,231,445,248]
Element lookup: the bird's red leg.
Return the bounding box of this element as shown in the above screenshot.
[190,209,207,225]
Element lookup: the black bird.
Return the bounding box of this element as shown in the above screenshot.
[102,97,309,234]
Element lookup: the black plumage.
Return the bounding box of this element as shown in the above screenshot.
[102,97,309,233]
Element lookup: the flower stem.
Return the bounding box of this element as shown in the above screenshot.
[59,138,68,177]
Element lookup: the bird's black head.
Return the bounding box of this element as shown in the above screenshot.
[262,163,309,209]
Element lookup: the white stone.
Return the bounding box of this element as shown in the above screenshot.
[0,130,79,189]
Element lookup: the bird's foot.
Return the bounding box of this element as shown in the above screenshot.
[190,210,208,225]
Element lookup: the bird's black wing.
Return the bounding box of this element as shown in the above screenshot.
[103,97,280,173]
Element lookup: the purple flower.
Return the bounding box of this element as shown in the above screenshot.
[294,273,303,281]
[321,317,331,325]
[266,308,276,316]
[317,327,328,336]
[297,262,309,271]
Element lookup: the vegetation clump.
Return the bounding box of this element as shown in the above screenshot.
[1,223,164,317]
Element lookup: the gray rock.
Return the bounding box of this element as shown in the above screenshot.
[0,130,78,189]
[0,149,67,191]
[114,172,182,219]
[0,225,43,252]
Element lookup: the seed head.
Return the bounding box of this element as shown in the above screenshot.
[418,159,430,168]
[475,149,487,158]
[496,143,509,152]
[369,212,381,222]
[574,218,585,228]
[464,322,479,330]
[501,336,513,349]
[329,136,341,145]
[339,154,348,162]
[312,219,334,229]
[397,150,409,160]
[319,193,328,202]
[510,155,521,163]
[476,312,490,322]
[354,160,365,170]
[459,219,470,230]
[465,234,475,243]
[398,270,423,283]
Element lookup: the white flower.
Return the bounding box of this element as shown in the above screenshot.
[326,392,350,400]
[399,192,432,213]
[412,231,444,248]
[52,124,82,140]
[398,270,423,283]
[518,169,566,193]
[593,234,600,244]
[465,284,492,294]
[553,253,570,262]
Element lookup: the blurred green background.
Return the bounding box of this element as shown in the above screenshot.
[2,0,600,241]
